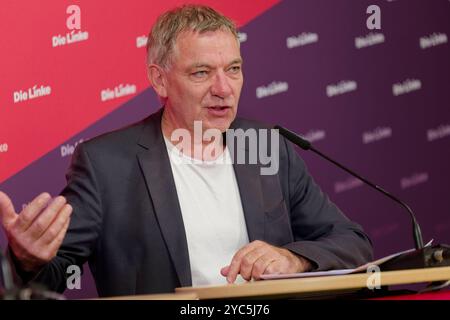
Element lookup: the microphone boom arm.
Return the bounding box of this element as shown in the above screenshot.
[274,125,424,250]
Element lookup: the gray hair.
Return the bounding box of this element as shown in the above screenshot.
[146,5,239,69]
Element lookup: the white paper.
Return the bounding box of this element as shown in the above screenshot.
[260,239,433,280]
[260,269,356,280]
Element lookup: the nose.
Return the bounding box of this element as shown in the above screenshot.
[210,70,232,99]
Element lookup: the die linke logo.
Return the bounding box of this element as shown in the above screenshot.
[326,80,357,97]
[61,138,84,158]
[101,83,137,102]
[356,5,383,49]
[0,143,8,153]
[238,32,248,43]
[136,35,148,48]
[52,5,89,47]
[427,124,450,142]
[287,32,318,49]
[392,79,421,96]
[334,177,364,194]
[302,129,326,143]
[401,172,429,190]
[420,33,448,49]
[362,126,392,144]
[13,84,52,103]
[355,32,384,49]
[256,81,288,99]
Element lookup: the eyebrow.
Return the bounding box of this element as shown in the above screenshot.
[188,58,243,70]
[227,58,243,67]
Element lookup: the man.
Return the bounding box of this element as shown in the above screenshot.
[0,5,372,297]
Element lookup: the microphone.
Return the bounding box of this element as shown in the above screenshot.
[275,125,424,249]
[275,124,450,271]
[0,251,65,300]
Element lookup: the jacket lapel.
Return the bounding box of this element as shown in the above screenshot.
[232,162,265,242]
[228,122,265,242]
[136,110,192,287]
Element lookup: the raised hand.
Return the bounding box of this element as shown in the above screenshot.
[0,191,72,273]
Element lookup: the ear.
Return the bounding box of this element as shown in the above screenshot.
[148,64,168,98]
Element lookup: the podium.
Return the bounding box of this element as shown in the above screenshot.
[94,267,450,300]
[174,266,450,300]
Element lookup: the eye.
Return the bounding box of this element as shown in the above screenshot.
[192,70,209,78]
[228,65,241,74]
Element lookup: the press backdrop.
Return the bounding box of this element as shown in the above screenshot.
[1,0,449,298]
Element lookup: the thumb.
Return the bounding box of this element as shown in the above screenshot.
[0,191,17,228]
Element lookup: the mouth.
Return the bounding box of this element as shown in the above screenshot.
[207,106,231,110]
[206,106,232,116]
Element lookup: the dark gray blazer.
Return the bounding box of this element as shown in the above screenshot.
[26,109,372,297]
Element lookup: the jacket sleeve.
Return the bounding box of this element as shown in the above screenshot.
[280,137,373,271]
[10,142,102,293]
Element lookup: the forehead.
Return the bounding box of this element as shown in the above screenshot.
[172,29,241,67]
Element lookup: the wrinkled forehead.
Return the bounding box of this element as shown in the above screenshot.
[171,29,241,66]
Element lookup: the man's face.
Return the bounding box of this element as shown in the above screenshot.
[163,29,243,133]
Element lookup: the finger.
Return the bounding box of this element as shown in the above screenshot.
[25,196,67,239]
[264,259,287,275]
[252,255,277,280]
[226,240,265,283]
[15,193,51,232]
[239,247,267,281]
[45,213,71,261]
[226,245,256,283]
[220,265,230,277]
[0,191,17,229]
[37,204,72,245]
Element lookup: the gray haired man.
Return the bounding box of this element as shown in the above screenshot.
[0,5,372,297]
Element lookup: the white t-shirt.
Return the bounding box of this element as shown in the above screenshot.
[164,136,249,286]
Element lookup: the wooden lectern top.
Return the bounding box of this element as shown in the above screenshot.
[175,266,450,299]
